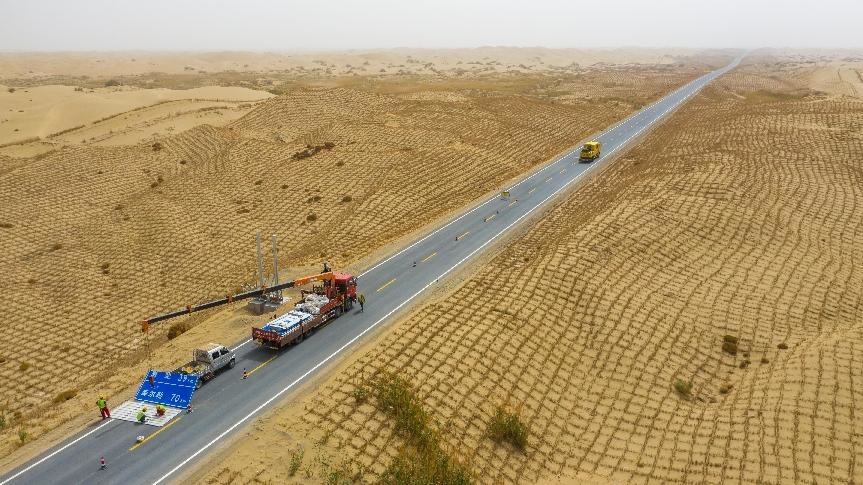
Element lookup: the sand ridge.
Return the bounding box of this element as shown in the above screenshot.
[193,56,863,483]
[0,57,710,460]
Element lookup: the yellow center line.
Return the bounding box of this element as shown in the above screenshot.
[129,417,182,451]
[247,354,277,376]
[508,200,517,207]
[484,214,496,222]
[421,252,437,263]
[456,231,470,241]
[377,278,397,292]
[528,187,536,194]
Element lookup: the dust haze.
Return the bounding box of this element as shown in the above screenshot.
[1,0,861,51]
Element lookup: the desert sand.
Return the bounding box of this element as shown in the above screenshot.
[193,53,863,483]
[0,49,716,462]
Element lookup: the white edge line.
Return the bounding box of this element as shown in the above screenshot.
[154,120,627,485]
[0,420,115,485]
[357,70,707,279]
[9,58,742,485]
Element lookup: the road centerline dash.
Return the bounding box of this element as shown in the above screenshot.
[129,418,182,451]
[456,231,470,241]
[421,252,437,263]
[376,278,396,292]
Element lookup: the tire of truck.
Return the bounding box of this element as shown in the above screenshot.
[195,379,203,390]
[335,306,343,317]
[228,358,236,369]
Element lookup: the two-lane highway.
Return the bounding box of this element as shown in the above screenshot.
[0,54,742,485]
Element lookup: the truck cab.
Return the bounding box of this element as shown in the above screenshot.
[176,343,236,388]
[579,141,602,162]
[195,344,235,370]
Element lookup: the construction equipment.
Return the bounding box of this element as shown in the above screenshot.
[252,271,357,349]
[579,141,602,162]
[174,343,236,389]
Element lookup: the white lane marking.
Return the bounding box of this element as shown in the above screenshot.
[0,420,115,485]
[10,59,744,485]
[234,338,252,349]
[355,62,739,281]
[153,130,617,485]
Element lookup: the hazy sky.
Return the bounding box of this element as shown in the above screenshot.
[1,0,861,51]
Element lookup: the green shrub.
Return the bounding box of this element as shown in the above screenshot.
[381,447,471,485]
[288,447,303,477]
[53,389,77,403]
[777,342,788,350]
[352,385,368,404]
[488,406,529,451]
[721,335,738,355]
[19,362,30,372]
[306,213,318,222]
[673,379,692,397]
[18,428,28,444]
[372,373,472,484]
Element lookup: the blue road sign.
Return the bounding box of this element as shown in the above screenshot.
[134,370,198,409]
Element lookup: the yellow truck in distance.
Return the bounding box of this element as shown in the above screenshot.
[579,141,602,162]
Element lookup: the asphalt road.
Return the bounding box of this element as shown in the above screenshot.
[1,54,742,485]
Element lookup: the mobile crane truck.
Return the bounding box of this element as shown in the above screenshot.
[252,271,357,349]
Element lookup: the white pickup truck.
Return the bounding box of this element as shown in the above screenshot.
[174,343,236,388]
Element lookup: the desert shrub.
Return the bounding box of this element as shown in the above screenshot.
[19,362,30,372]
[341,195,352,203]
[53,389,77,403]
[381,447,472,485]
[352,385,368,404]
[719,384,732,394]
[306,213,318,222]
[323,142,335,149]
[0,222,12,228]
[280,184,288,189]
[50,243,63,251]
[761,357,770,364]
[254,180,262,186]
[179,159,187,165]
[74,86,83,92]
[237,207,250,214]
[0,411,5,429]
[104,79,121,87]
[288,447,303,476]
[673,379,692,397]
[373,373,435,450]
[26,278,35,285]
[488,406,529,451]
[167,322,188,340]
[7,87,15,93]
[777,342,788,350]
[739,360,751,369]
[101,262,110,275]
[721,335,738,355]
[335,160,345,167]
[18,428,28,444]
[151,142,163,151]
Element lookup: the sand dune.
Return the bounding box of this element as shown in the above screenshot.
[193,55,863,484]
